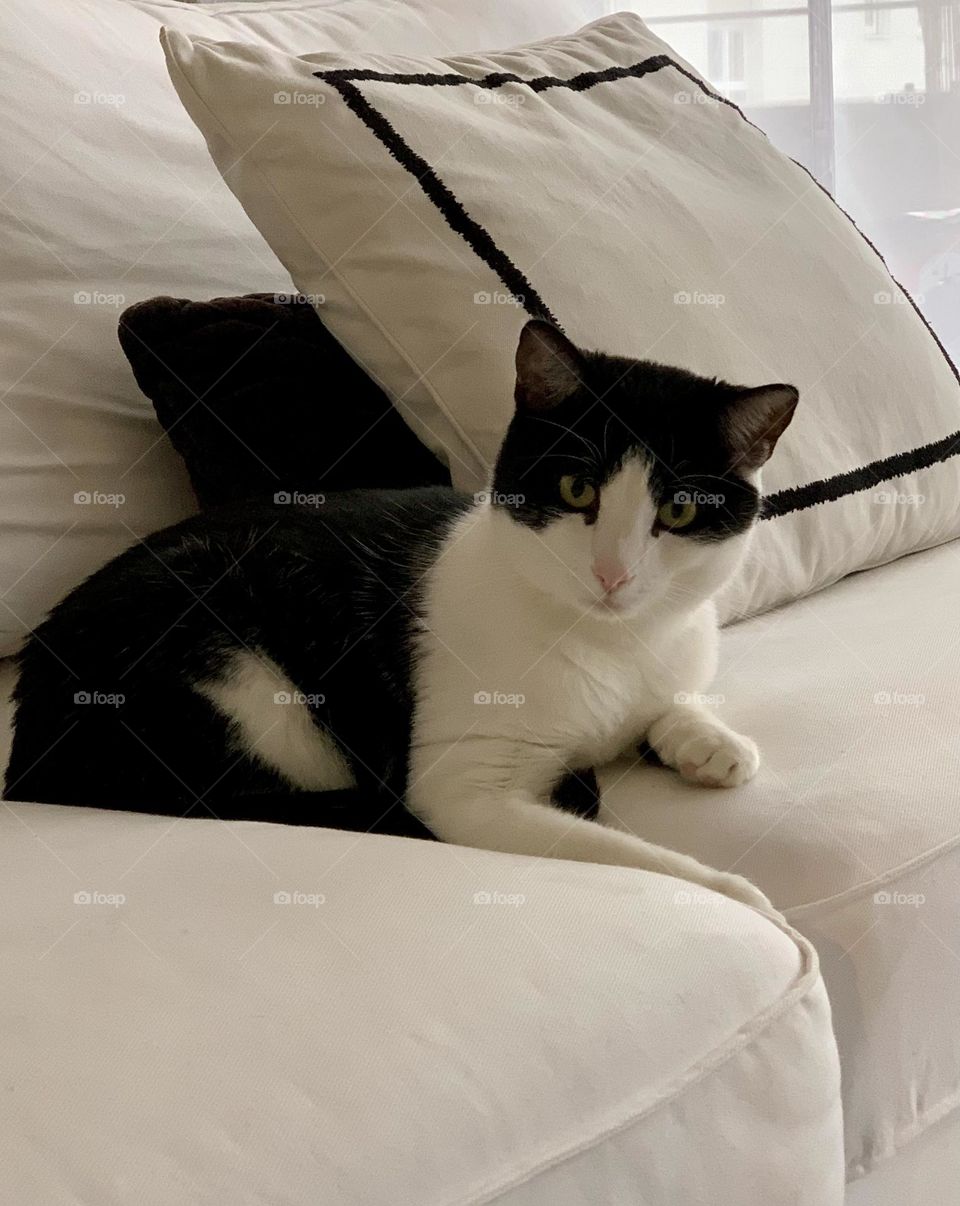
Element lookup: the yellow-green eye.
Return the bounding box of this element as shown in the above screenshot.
[657,499,697,530]
[559,475,597,509]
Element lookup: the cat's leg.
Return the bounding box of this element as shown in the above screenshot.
[647,702,759,788]
[550,766,600,819]
[407,743,773,912]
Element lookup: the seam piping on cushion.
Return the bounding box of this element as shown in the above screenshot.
[451,922,827,1206]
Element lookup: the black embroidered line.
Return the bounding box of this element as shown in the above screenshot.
[329,79,558,326]
[316,56,677,94]
[762,427,960,518]
[315,55,960,516]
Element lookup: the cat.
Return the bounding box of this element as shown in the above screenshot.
[5,319,797,911]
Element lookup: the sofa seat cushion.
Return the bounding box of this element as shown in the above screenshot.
[0,799,840,1205]
[601,540,960,1183]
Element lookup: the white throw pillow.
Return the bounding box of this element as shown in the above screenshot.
[162,12,960,620]
[0,0,608,655]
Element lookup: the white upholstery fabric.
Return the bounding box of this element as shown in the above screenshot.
[0,795,840,1205]
[600,540,960,1183]
[163,11,960,621]
[845,1108,960,1206]
[0,0,611,655]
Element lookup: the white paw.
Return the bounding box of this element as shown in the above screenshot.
[675,727,759,788]
[650,711,760,788]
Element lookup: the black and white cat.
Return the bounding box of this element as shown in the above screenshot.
[6,320,797,910]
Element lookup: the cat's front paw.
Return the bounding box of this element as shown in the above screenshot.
[648,708,760,788]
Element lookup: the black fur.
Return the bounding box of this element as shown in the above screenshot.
[6,324,795,832]
[6,492,464,832]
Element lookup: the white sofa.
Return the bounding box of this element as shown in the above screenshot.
[1,0,957,1201]
[4,542,959,1203]
[0,761,840,1205]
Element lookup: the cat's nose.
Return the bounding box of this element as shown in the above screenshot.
[592,561,634,594]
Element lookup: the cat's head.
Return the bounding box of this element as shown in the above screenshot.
[489,319,798,620]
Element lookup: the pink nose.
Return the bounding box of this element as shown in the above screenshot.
[593,561,634,594]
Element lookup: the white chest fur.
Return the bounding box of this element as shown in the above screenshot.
[410,505,718,793]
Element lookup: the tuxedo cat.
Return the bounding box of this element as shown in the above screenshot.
[6,320,797,911]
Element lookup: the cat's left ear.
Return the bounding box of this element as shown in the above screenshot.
[515,319,586,412]
[725,383,799,470]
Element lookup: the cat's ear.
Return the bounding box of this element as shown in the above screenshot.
[725,383,799,470]
[515,320,586,412]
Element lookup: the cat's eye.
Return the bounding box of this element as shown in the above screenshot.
[657,499,698,530]
[559,475,597,509]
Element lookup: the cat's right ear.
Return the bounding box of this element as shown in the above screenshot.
[515,320,586,412]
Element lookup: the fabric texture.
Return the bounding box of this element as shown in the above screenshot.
[118,293,448,507]
[163,12,960,621]
[0,0,610,654]
[598,540,960,1184]
[0,791,842,1205]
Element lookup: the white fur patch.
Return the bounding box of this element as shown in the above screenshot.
[196,651,354,791]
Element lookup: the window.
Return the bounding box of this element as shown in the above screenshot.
[637,0,960,363]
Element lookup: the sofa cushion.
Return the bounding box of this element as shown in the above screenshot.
[600,540,960,1181]
[117,293,449,507]
[0,0,610,654]
[0,796,841,1205]
[163,12,960,622]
